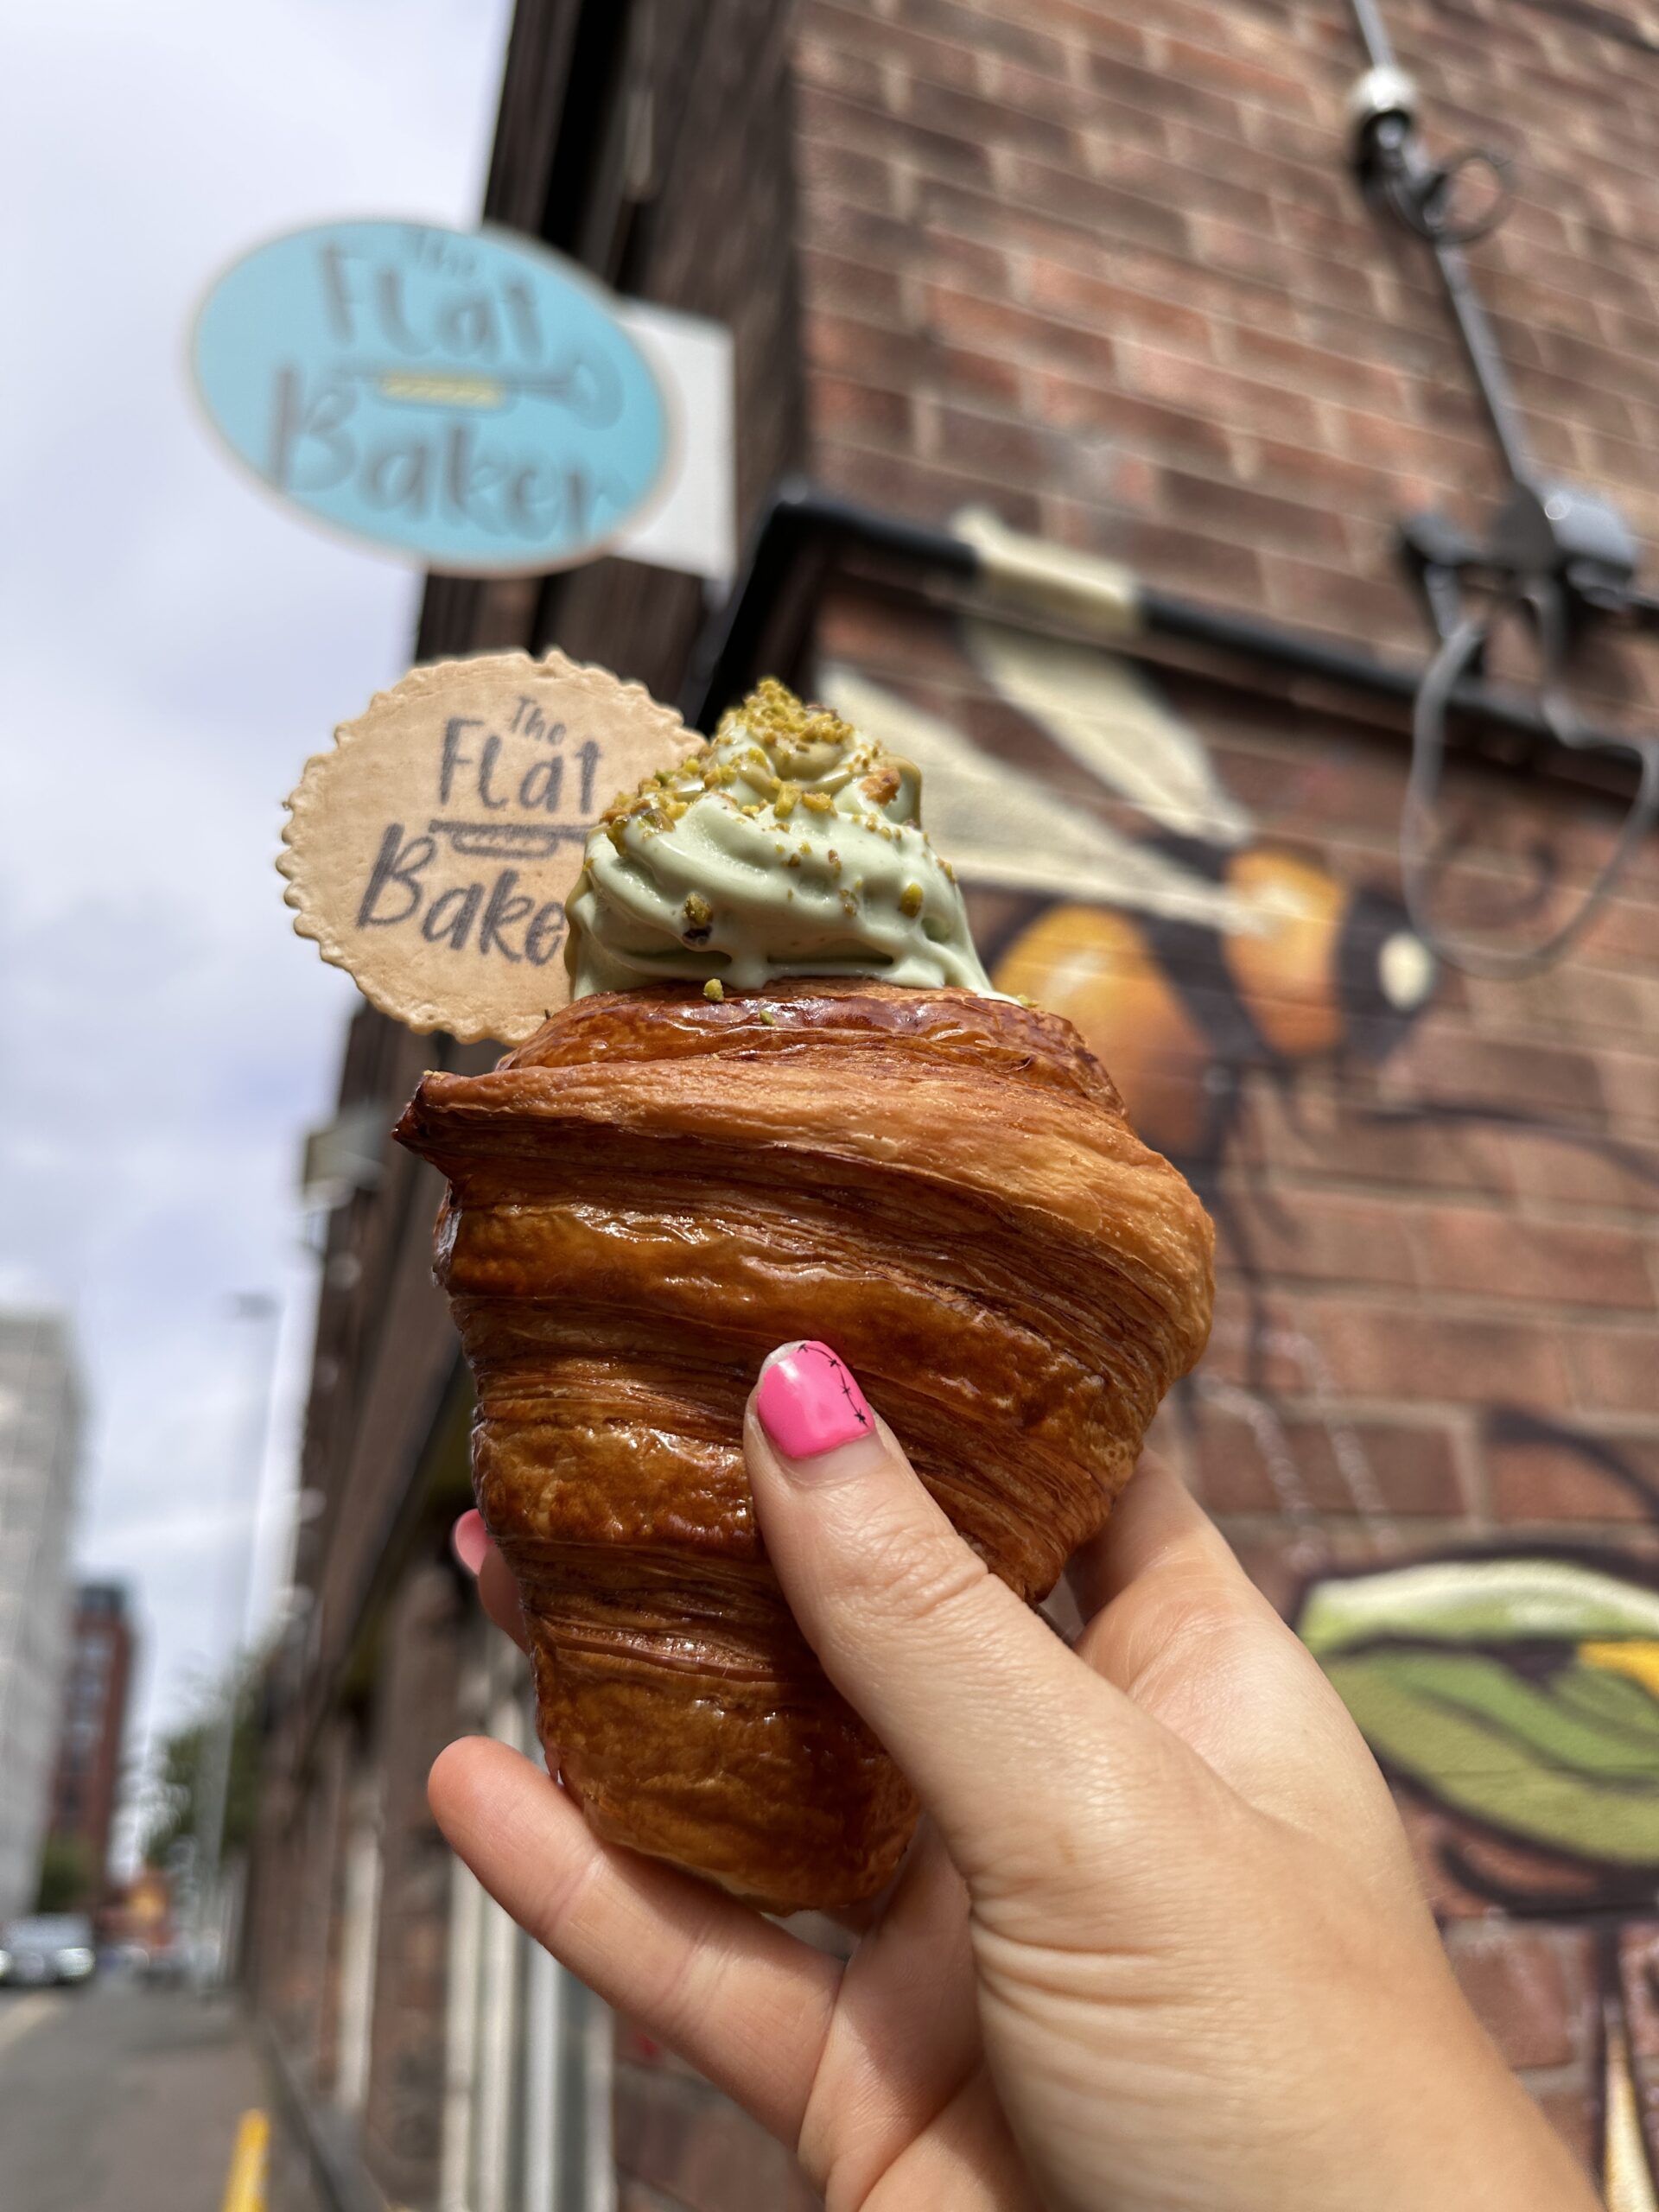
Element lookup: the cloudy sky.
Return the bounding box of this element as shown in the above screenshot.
[3,0,512,1841]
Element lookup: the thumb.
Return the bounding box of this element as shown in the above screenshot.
[744,1341,1185,1891]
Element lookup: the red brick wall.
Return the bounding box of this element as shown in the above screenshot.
[795,0,1659,721]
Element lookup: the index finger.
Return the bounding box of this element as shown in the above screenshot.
[453,1510,531,1653]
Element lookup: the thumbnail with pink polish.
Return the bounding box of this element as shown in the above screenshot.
[755,1341,874,1459]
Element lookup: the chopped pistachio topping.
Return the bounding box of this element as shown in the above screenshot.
[566,677,992,997]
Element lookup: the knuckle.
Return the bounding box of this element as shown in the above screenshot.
[1096,1565,1258,1692]
[849,1511,992,1634]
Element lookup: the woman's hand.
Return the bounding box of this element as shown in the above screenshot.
[430,1343,1596,2212]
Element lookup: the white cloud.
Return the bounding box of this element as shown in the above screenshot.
[1,0,514,1862]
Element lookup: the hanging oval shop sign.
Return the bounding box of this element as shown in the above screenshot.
[193,219,674,575]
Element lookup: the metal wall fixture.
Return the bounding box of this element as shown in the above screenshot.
[684,486,1646,797]
[1344,0,1659,974]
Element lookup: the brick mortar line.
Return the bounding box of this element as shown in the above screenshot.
[1453,1404,1493,1521]
[847,0,1338,130]
[810,323,1519,515]
[808,406,1643,628]
[810,410,1484,589]
[803,19,1346,198]
[1336,6,1659,133]
[1212,1274,1659,1322]
[1211,1511,1659,1539]
[1211,1170,1659,1234]
[832,427,1379,577]
[810,384,1491,543]
[1196,1389,1659,1438]
[804,0,1075,94]
[830,246,1656,485]
[803,11,1659,293]
[809,1,1659,222]
[1214,1273,1659,1325]
[795,83,1659,346]
[800,115,1422,335]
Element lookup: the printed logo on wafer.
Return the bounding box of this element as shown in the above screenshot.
[280,649,701,1041]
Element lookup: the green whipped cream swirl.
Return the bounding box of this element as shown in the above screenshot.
[565,678,993,998]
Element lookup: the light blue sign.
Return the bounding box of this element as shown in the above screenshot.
[193,219,672,574]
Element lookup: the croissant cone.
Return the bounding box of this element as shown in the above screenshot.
[396,979,1213,1913]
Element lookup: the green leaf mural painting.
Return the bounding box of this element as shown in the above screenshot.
[1302,1560,1659,1869]
[1298,1554,1659,2211]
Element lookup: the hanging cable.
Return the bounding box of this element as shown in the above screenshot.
[1345,0,1659,977]
[1401,589,1659,976]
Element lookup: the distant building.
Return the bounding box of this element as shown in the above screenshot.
[0,1309,81,1923]
[47,1584,134,1903]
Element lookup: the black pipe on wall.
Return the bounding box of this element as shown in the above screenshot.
[682,480,1639,769]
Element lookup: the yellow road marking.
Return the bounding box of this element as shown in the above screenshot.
[0,1992,63,2054]
[219,2107,270,2212]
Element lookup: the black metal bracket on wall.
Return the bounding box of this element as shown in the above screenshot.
[1338,0,1659,970]
[1344,0,1654,639]
[682,477,1642,754]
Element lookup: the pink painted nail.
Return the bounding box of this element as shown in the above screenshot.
[452,1509,489,1575]
[755,1342,874,1461]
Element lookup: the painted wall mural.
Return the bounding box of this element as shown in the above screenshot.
[1299,1546,1659,2210]
[818,614,1659,2200]
[824,627,1436,1173]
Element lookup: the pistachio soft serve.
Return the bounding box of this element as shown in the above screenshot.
[565,679,993,997]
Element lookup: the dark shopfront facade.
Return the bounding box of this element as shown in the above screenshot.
[246,3,1659,2205]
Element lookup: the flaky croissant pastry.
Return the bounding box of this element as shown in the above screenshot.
[396,979,1213,1913]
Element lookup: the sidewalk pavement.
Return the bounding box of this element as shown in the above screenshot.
[0,1979,324,2212]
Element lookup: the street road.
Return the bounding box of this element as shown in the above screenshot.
[0,1980,285,2211]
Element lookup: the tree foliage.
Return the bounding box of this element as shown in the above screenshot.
[34,1834,93,1913]
[141,1664,263,1869]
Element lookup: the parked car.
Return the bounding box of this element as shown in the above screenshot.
[0,1914,98,1987]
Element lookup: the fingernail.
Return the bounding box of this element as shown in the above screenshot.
[452,1509,489,1575]
[755,1341,875,1463]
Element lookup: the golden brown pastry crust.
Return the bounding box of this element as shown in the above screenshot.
[396,981,1213,1911]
